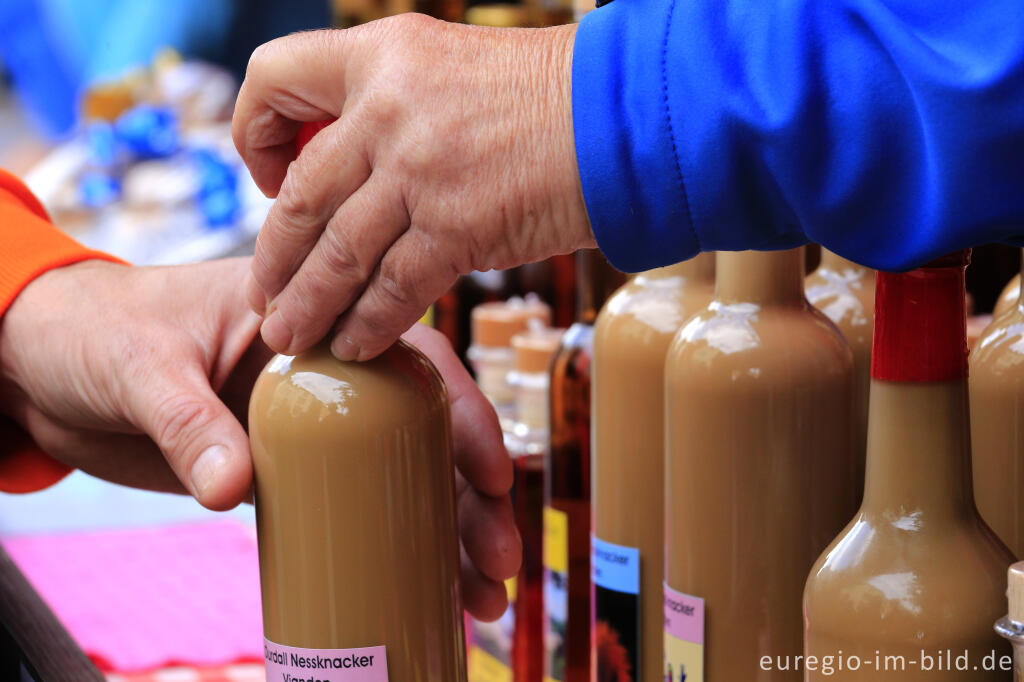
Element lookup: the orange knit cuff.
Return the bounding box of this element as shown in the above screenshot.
[0,168,127,493]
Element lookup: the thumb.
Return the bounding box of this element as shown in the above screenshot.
[129,367,253,510]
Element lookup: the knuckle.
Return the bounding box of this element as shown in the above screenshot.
[320,226,371,282]
[152,394,213,459]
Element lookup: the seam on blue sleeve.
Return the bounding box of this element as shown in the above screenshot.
[661,0,700,251]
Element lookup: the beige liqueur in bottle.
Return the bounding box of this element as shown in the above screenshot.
[591,254,715,682]
[663,248,857,681]
[805,249,876,493]
[972,255,1024,557]
[249,341,467,682]
[803,252,1014,681]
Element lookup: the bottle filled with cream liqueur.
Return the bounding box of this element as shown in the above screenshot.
[805,249,876,495]
[971,252,1024,557]
[591,255,715,682]
[249,341,467,682]
[803,251,1014,681]
[664,248,857,681]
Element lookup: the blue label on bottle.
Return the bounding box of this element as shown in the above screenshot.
[592,536,640,595]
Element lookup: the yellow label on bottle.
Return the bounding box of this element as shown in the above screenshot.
[505,576,517,604]
[419,304,434,327]
[543,506,569,574]
[469,646,513,682]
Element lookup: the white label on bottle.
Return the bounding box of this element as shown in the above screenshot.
[264,639,388,681]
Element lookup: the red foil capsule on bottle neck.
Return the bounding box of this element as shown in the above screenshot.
[295,119,334,154]
[870,250,971,383]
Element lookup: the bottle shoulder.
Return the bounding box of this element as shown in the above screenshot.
[248,340,448,440]
[971,307,1024,375]
[805,270,875,338]
[664,300,853,387]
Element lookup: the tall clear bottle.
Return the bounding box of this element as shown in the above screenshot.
[804,251,1014,681]
[591,255,715,682]
[972,254,1024,557]
[249,342,466,682]
[806,249,876,493]
[508,328,565,682]
[543,249,623,682]
[664,249,857,680]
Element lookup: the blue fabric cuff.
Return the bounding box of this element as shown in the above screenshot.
[572,0,700,273]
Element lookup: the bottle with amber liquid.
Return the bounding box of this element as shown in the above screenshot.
[663,249,856,681]
[805,249,876,491]
[804,251,1014,681]
[543,249,623,682]
[591,255,714,682]
[507,328,565,682]
[971,253,1024,557]
[249,342,467,682]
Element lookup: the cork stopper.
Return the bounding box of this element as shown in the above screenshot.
[471,297,552,348]
[512,328,565,373]
[1008,562,1024,623]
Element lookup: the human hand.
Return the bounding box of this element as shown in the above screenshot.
[0,258,518,618]
[233,15,594,362]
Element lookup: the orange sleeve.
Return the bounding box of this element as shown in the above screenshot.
[0,168,127,493]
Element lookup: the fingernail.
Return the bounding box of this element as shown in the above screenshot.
[261,311,293,352]
[244,272,267,315]
[191,445,229,498]
[332,334,360,361]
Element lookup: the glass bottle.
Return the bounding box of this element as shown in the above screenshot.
[249,341,466,682]
[804,251,1014,681]
[971,252,1024,557]
[995,562,1024,680]
[805,249,876,494]
[468,296,551,431]
[543,249,623,682]
[508,328,566,682]
[591,254,715,682]
[993,251,1023,320]
[664,249,857,680]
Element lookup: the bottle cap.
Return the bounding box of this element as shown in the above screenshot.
[295,120,334,155]
[512,327,565,373]
[471,297,551,348]
[1009,562,1024,623]
[871,250,971,382]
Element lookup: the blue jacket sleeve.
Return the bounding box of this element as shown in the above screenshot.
[572,0,1024,272]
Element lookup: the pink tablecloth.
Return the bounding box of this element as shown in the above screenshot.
[3,520,263,673]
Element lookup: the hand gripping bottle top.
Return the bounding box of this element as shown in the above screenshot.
[803,251,1014,681]
[249,122,467,682]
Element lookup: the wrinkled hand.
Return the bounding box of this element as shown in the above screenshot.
[0,258,518,619]
[233,15,594,361]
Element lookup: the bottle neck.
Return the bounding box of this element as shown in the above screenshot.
[862,379,974,517]
[714,248,805,305]
[820,249,869,275]
[863,254,973,517]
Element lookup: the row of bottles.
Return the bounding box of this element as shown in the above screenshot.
[488,247,1024,681]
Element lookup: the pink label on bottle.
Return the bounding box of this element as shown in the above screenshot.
[664,584,704,645]
[264,639,389,681]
